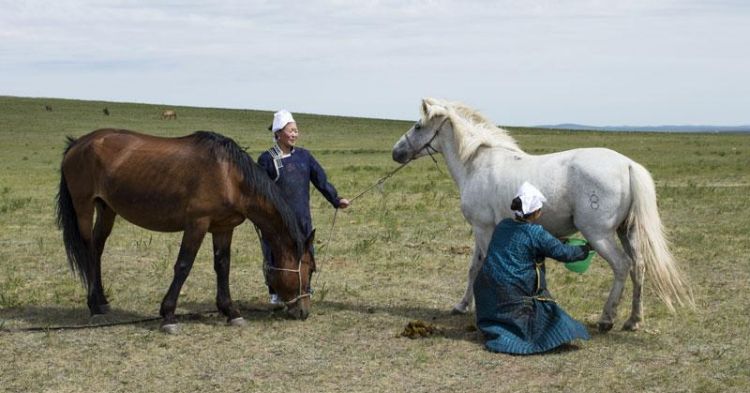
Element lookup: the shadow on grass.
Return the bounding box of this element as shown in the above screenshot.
[0,304,155,331]
[1,300,659,352]
[0,300,289,332]
[313,300,658,349]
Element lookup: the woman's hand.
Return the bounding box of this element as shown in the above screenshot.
[338,198,350,209]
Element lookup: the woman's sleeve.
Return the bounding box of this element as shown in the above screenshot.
[308,152,341,208]
[257,152,276,179]
[533,226,588,263]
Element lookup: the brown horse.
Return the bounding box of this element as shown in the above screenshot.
[56,129,315,333]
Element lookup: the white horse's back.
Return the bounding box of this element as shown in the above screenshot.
[463,146,633,236]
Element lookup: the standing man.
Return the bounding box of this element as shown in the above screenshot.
[257,110,350,305]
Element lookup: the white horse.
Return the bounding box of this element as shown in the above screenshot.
[392,98,694,332]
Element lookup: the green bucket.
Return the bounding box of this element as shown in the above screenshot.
[564,238,594,273]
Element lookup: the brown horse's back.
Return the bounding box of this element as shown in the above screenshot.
[62,129,246,232]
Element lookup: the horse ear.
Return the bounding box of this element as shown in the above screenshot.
[421,98,431,117]
[422,97,446,119]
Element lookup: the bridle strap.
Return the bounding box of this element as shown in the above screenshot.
[268,258,311,306]
[253,225,311,307]
[404,116,449,174]
[405,116,449,162]
[268,267,301,273]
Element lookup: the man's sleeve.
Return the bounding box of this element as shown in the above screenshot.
[309,153,340,208]
[534,226,588,263]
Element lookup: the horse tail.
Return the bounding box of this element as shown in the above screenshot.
[626,162,695,312]
[56,136,92,289]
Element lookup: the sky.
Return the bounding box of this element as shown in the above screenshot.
[1,0,748,126]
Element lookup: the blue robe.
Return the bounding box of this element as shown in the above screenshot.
[473,218,591,354]
[257,147,340,286]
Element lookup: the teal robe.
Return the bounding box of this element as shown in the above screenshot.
[473,218,591,354]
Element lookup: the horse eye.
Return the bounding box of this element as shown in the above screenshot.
[415,122,422,130]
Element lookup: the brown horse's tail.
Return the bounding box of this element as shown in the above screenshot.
[56,136,92,289]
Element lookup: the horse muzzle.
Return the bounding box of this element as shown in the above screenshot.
[392,146,410,164]
[286,305,309,320]
[286,298,310,320]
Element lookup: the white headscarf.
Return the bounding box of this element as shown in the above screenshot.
[513,181,547,217]
[271,110,295,132]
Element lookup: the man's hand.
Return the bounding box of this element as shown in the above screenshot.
[338,198,350,209]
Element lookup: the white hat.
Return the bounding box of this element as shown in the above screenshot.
[514,181,547,217]
[271,110,295,132]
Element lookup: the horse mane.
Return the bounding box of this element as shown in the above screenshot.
[423,98,522,163]
[190,131,305,257]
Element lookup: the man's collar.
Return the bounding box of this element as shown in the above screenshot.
[274,143,294,156]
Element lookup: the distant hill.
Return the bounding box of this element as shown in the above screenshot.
[536,123,750,133]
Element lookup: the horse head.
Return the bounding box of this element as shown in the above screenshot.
[268,230,316,320]
[392,98,451,163]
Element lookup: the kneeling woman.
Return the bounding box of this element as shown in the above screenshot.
[474,182,593,354]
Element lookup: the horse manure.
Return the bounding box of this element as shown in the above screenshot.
[400,320,438,339]
[447,245,472,255]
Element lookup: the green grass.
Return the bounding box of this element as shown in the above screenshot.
[1,95,749,392]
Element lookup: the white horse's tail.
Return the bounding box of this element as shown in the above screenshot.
[626,162,695,312]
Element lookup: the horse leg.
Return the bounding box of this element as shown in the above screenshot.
[452,247,481,314]
[159,221,208,333]
[452,227,491,314]
[69,198,103,316]
[90,199,116,314]
[212,230,245,326]
[618,227,644,331]
[584,232,632,332]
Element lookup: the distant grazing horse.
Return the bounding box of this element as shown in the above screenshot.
[45,105,53,111]
[57,129,315,333]
[392,98,694,332]
[161,110,177,120]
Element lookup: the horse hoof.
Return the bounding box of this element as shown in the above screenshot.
[99,303,111,314]
[160,323,179,334]
[229,317,247,327]
[622,320,641,332]
[597,322,614,333]
[451,304,469,315]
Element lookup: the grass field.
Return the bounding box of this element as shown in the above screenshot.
[1,95,749,392]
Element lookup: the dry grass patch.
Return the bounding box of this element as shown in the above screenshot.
[1,96,749,392]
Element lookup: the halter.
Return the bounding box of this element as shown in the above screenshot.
[404,116,449,163]
[267,256,311,306]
